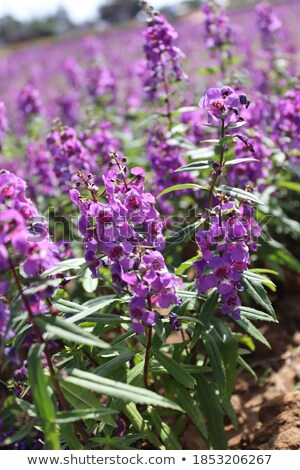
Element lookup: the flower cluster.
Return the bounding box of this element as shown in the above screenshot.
[227,129,272,191]
[86,64,116,103]
[256,2,282,51]
[147,128,195,212]
[0,102,8,150]
[194,201,261,319]
[273,89,300,164]
[26,143,57,199]
[0,170,58,337]
[141,2,186,100]
[70,153,180,333]
[17,83,42,121]
[82,121,122,168]
[46,125,94,190]
[202,0,233,51]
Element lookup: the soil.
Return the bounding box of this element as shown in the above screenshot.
[184,276,300,450]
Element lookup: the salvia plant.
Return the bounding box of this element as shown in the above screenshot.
[0,0,299,451]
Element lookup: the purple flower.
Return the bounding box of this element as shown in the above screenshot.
[199,86,240,122]
[17,83,42,121]
[141,5,186,100]
[256,2,282,51]
[0,102,8,150]
[194,202,260,319]
[70,154,181,334]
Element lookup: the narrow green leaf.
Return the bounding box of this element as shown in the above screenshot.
[199,289,219,324]
[152,350,195,389]
[147,407,182,450]
[176,383,208,440]
[174,161,210,173]
[2,422,34,447]
[94,351,134,377]
[237,355,257,379]
[60,424,84,450]
[28,344,60,450]
[240,306,278,323]
[33,315,110,349]
[42,258,86,277]
[63,369,182,411]
[196,376,228,450]
[123,403,164,449]
[56,408,117,424]
[157,183,205,198]
[242,277,276,318]
[236,317,271,348]
[216,185,263,204]
[59,382,115,427]
[225,121,246,129]
[204,334,226,396]
[66,296,118,323]
[175,255,200,275]
[212,320,238,399]
[279,180,300,193]
[225,157,259,166]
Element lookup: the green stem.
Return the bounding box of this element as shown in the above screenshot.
[143,326,153,389]
[207,119,225,212]
[161,60,173,131]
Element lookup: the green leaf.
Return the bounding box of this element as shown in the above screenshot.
[63,369,182,411]
[199,288,219,324]
[60,424,84,450]
[82,268,98,293]
[225,121,246,129]
[236,317,271,348]
[94,351,135,377]
[2,422,34,447]
[33,315,110,349]
[197,66,220,74]
[225,157,259,166]
[174,161,210,173]
[242,277,276,319]
[240,306,278,323]
[28,344,60,450]
[204,333,226,396]
[147,407,182,450]
[216,185,263,204]
[237,355,257,379]
[212,320,238,399]
[123,403,164,449]
[175,255,200,275]
[66,295,118,323]
[59,382,115,427]
[196,376,228,450]
[152,350,195,389]
[243,271,276,290]
[54,298,84,313]
[278,180,300,193]
[56,408,117,424]
[42,258,86,277]
[174,105,198,114]
[176,383,208,440]
[157,183,205,198]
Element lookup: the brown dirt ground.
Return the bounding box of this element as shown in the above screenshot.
[183,275,300,450]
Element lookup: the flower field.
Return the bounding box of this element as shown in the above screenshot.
[0,0,300,450]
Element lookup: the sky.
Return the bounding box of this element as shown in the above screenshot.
[0,0,183,23]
